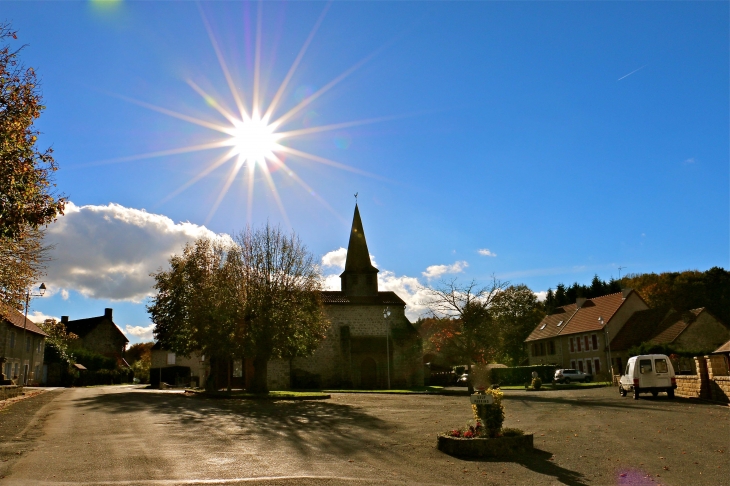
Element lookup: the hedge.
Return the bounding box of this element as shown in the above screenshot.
[491,365,557,386]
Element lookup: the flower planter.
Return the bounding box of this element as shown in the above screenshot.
[437,434,534,458]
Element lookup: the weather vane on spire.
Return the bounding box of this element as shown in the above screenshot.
[354,192,359,203]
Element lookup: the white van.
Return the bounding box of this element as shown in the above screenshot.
[619,354,676,400]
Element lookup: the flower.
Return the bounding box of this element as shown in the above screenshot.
[463,431,474,438]
[450,430,461,437]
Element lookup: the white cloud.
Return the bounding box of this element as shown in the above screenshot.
[29,311,59,324]
[321,247,377,270]
[422,261,468,280]
[124,323,155,341]
[321,248,348,270]
[477,248,497,257]
[534,291,548,302]
[43,202,231,303]
[60,289,69,300]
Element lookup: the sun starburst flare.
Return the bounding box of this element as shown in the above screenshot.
[88,3,397,226]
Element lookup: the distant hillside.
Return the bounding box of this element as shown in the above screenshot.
[619,267,729,327]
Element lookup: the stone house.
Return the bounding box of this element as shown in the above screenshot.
[149,342,208,388]
[62,308,129,362]
[611,307,730,373]
[0,305,46,385]
[524,289,649,376]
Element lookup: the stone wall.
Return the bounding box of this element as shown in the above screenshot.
[674,355,730,402]
[0,385,22,400]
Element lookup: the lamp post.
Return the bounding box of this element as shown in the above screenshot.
[599,316,614,384]
[383,307,391,390]
[22,283,46,386]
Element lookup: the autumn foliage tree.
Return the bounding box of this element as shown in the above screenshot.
[421,278,506,392]
[0,24,66,311]
[149,225,328,393]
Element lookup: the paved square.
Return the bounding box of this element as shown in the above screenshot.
[1,386,728,485]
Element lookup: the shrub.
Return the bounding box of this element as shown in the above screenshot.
[472,388,504,438]
[501,427,524,437]
[531,377,542,390]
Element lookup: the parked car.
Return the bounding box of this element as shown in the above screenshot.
[619,354,676,400]
[554,368,591,384]
[455,373,469,386]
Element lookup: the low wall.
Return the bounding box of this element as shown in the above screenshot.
[0,385,23,400]
[675,375,703,399]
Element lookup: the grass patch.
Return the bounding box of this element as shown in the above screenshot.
[187,389,330,400]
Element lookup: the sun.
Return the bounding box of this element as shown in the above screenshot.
[99,3,390,225]
[226,114,279,166]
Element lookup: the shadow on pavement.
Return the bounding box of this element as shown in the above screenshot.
[504,393,672,411]
[468,448,587,486]
[72,389,392,459]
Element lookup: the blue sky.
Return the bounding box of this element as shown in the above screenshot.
[5,1,728,344]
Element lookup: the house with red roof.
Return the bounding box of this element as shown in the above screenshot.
[1,305,47,385]
[524,289,649,376]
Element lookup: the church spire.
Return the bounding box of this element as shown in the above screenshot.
[340,203,379,296]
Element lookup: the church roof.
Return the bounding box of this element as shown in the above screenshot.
[321,291,406,306]
[342,204,378,274]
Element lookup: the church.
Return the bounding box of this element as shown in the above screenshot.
[283,203,424,389]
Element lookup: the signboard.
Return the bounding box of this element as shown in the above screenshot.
[469,394,494,405]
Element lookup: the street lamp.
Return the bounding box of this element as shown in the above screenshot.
[21,283,46,385]
[598,316,614,384]
[383,307,391,390]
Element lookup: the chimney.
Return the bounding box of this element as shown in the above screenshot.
[576,297,587,309]
[61,316,69,324]
[104,308,113,319]
[621,288,632,300]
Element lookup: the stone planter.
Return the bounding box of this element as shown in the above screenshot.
[437,434,534,458]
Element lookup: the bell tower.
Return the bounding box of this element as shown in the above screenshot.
[340,204,379,296]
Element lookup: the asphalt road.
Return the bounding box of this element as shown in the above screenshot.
[0,386,728,485]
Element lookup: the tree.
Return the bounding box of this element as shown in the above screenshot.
[421,278,506,392]
[230,224,328,393]
[126,342,153,384]
[149,238,240,390]
[0,24,66,239]
[148,225,328,394]
[0,24,65,312]
[39,318,78,363]
[490,285,545,366]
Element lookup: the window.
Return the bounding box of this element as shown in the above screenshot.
[571,360,576,369]
[584,336,590,351]
[570,338,575,353]
[37,339,42,353]
[594,358,601,373]
[539,342,545,356]
[639,359,652,374]
[586,360,593,374]
[13,363,18,377]
[655,359,668,373]
[591,334,598,350]
[577,337,582,352]
[548,341,555,355]
[540,323,547,330]
[557,320,563,327]
[4,363,10,378]
[167,353,176,365]
[34,365,40,381]
[26,337,31,352]
[578,361,584,372]
[9,332,15,349]
[624,361,630,375]
[233,359,243,378]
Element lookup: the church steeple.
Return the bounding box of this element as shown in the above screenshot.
[340,203,379,296]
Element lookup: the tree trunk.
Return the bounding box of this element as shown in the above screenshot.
[227,359,232,392]
[467,363,474,394]
[249,355,269,394]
